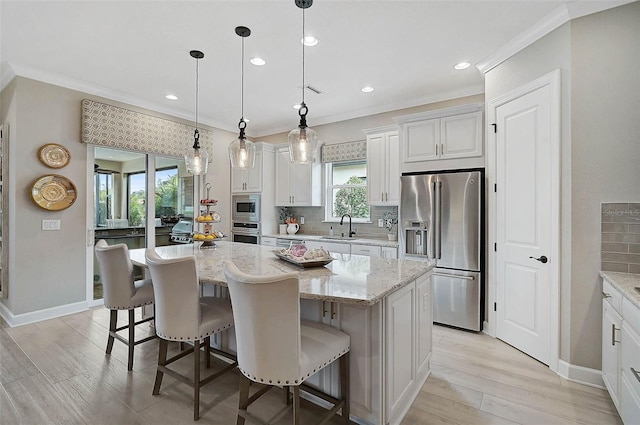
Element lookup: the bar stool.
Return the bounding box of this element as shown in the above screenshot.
[145,249,237,421]
[222,260,351,425]
[94,239,156,371]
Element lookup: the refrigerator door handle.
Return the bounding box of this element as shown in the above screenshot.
[435,180,442,259]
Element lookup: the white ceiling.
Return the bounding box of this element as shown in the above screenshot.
[0,1,630,138]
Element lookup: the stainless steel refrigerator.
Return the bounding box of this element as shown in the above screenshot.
[400,170,483,331]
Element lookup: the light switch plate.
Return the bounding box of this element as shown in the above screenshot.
[300,216,305,225]
[42,219,61,230]
[378,219,384,227]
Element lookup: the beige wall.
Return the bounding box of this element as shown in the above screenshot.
[486,1,640,370]
[259,94,484,145]
[485,22,574,363]
[569,2,640,369]
[0,76,235,316]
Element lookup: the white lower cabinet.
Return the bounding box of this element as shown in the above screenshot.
[304,240,350,254]
[382,246,398,259]
[416,274,432,380]
[603,298,622,408]
[351,244,381,257]
[261,236,277,247]
[602,276,640,424]
[621,297,640,425]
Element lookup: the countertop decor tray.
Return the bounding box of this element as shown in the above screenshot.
[273,250,333,268]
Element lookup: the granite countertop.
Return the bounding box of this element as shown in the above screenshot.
[262,233,399,248]
[600,271,640,309]
[130,241,433,305]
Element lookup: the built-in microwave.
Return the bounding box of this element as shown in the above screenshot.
[232,194,260,222]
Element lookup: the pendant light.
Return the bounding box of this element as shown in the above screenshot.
[184,50,209,176]
[288,0,318,164]
[228,26,256,169]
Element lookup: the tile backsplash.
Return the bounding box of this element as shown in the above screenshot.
[601,203,640,273]
[275,206,396,239]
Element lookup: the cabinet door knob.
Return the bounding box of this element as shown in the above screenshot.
[602,291,611,298]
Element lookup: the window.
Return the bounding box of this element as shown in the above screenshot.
[94,171,115,227]
[127,171,146,227]
[325,161,370,221]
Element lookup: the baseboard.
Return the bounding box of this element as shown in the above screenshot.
[557,359,605,389]
[0,300,89,327]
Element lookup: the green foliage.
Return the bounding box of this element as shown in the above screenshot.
[382,210,398,232]
[334,176,369,218]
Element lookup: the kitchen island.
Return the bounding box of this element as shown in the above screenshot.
[129,241,435,425]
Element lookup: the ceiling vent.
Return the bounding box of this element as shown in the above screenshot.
[304,84,322,95]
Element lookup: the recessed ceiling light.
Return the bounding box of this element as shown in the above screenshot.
[165,94,178,100]
[301,35,318,47]
[361,86,374,93]
[292,104,302,110]
[454,62,471,70]
[250,57,266,66]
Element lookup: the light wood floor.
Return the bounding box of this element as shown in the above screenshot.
[0,308,622,425]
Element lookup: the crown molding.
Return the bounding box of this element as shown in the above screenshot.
[476,5,570,74]
[3,62,237,134]
[476,1,636,75]
[253,84,485,138]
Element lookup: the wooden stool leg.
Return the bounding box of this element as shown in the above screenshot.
[127,309,135,370]
[106,310,117,354]
[153,339,168,395]
[194,338,201,421]
[293,386,300,425]
[205,336,211,369]
[340,352,350,423]
[236,375,250,425]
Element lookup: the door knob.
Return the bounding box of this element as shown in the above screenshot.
[529,255,548,264]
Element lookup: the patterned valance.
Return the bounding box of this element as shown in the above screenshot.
[321,140,367,163]
[81,99,214,158]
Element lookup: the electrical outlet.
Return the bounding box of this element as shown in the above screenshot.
[378,219,384,227]
[42,219,61,230]
[300,216,305,225]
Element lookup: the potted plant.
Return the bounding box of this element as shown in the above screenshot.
[278,207,292,234]
[382,210,398,241]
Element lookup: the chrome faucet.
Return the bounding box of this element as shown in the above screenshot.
[340,214,356,237]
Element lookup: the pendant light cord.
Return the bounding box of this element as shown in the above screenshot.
[302,7,306,106]
[241,35,245,121]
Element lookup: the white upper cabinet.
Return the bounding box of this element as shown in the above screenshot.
[364,126,400,206]
[231,143,273,194]
[394,103,484,172]
[275,146,322,206]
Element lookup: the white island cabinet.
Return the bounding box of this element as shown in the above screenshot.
[130,242,434,425]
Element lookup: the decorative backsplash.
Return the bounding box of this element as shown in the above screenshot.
[601,202,640,273]
[277,206,396,238]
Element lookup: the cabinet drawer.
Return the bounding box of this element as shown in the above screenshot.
[603,278,623,314]
[351,244,381,257]
[621,319,640,401]
[621,373,640,425]
[623,297,640,334]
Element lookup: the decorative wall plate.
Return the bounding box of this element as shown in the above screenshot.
[38,143,71,168]
[30,174,77,211]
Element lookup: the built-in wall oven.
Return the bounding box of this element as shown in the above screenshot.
[231,222,260,245]
[232,194,260,223]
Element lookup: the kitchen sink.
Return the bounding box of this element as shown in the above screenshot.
[321,235,358,241]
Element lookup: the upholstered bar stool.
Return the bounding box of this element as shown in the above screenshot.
[222,260,351,425]
[145,249,237,421]
[94,239,156,371]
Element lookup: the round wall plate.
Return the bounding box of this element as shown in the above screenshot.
[30,174,77,211]
[38,143,71,169]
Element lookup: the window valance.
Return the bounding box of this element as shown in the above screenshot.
[321,140,366,163]
[81,99,214,158]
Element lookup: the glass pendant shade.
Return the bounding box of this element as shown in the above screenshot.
[185,50,208,176]
[228,136,256,169]
[185,141,209,175]
[288,123,318,164]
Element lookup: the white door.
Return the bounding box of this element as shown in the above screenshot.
[494,72,559,366]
